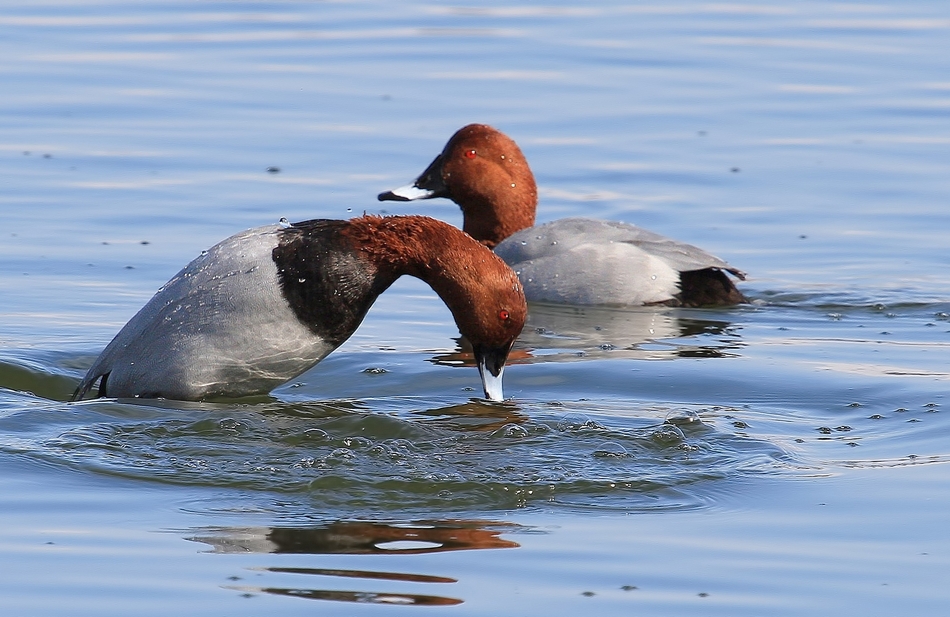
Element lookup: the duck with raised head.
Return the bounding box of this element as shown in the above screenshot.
[379,124,747,307]
[72,215,526,402]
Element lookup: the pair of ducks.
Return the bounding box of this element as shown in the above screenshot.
[73,125,746,403]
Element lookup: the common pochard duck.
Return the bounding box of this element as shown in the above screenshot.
[379,124,746,307]
[72,215,526,402]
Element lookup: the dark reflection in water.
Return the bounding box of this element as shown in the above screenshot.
[264,568,456,583]
[237,586,462,606]
[412,400,532,432]
[190,519,520,555]
[190,519,520,607]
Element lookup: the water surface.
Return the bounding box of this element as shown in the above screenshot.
[2,1,950,615]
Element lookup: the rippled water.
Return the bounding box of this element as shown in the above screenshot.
[2,1,950,615]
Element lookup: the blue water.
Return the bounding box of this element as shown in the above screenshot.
[2,1,950,614]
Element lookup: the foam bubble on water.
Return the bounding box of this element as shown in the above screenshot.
[651,424,686,446]
[664,410,702,426]
[494,423,529,439]
[593,441,630,458]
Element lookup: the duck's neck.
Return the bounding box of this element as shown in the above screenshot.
[341,215,522,341]
[343,215,486,300]
[462,195,535,249]
[455,162,537,249]
[274,216,486,349]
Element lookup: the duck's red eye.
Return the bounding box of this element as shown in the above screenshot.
[464,149,477,159]
[498,309,510,320]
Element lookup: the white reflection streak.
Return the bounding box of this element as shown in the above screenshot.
[86,149,179,157]
[116,89,178,97]
[429,7,601,17]
[811,360,950,378]
[698,37,902,54]
[807,19,950,30]
[540,187,678,203]
[70,174,348,189]
[777,84,857,94]
[29,53,174,63]
[123,27,518,44]
[0,13,304,27]
[763,136,950,145]
[303,124,374,133]
[426,71,562,81]
[427,6,796,17]
[525,137,597,145]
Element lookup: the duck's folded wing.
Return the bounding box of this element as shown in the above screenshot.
[497,218,744,279]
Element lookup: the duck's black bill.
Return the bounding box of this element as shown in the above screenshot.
[378,154,448,202]
[472,343,512,402]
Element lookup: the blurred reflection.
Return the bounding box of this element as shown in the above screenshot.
[190,519,520,555]
[413,399,531,432]
[433,303,743,367]
[246,586,462,606]
[519,303,743,361]
[188,519,520,607]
